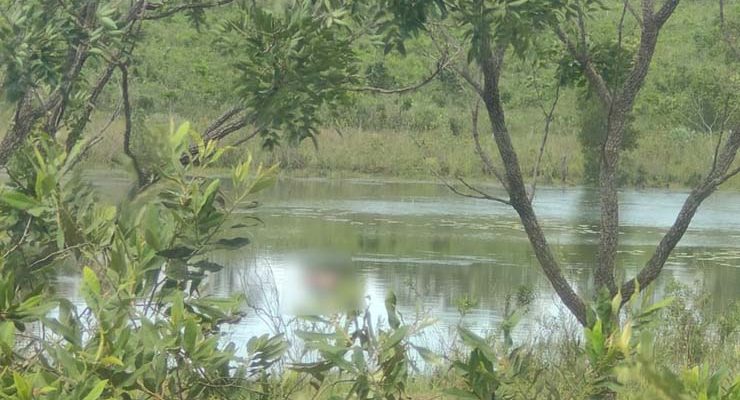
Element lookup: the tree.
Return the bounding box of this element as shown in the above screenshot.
[370,0,740,329]
[0,1,233,170]
[0,0,361,186]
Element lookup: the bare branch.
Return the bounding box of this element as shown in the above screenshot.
[181,108,256,164]
[554,26,612,106]
[349,53,450,95]
[453,64,484,96]
[143,0,234,20]
[230,128,262,148]
[65,102,122,171]
[621,125,740,301]
[470,99,507,188]
[530,82,561,202]
[719,164,740,184]
[427,21,484,96]
[707,95,734,173]
[477,37,588,325]
[654,0,680,27]
[625,0,644,26]
[456,176,511,205]
[438,175,511,205]
[120,64,147,187]
[618,0,630,49]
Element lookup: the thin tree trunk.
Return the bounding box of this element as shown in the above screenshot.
[478,43,588,325]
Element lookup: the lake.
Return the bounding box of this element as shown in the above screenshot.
[57,175,740,342]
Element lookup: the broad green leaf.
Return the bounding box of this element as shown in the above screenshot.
[157,246,195,259]
[611,291,623,315]
[82,266,101,297]
[442,388,478,399]
[101,356,124,367]
[82,379,108,400]
[215,237,250,249]
[193,260,225,272]
[100,17,117,30]
[458,326,495,359]
[184,319,198,353]
[0,191,42,212]
[13,372,32,400]
[0,321,15,351]
[382,325,409,352]
[412,345,441,365]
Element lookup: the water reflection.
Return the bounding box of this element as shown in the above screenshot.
[65,175,740,339]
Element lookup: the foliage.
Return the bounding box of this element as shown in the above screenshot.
[0,123,284,399]
[290,292,436,399]
[214,1,360,148]
[0,0,121,102]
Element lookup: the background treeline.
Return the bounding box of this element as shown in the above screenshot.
[0,0,729,188]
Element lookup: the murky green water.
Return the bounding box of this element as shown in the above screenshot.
[58,176,740,339]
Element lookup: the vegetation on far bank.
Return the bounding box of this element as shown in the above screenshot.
[1,1,737,189]
[1,0,739,399]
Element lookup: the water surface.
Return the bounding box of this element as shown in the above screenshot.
[61,176,740,341]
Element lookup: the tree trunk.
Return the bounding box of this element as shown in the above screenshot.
[478,43,588,325]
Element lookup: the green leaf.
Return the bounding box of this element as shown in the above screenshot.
[157,246,195,259]
[248,166,278,194]
[611,291,623,315]
[639,297,674,318]
[82,379,108,400]
[458,326,495,359]
[215,237,250,249]
[82,266,101,297]
[100,17,117,30]
[0,321,15,352]
[0,191,42,212]
[193,260,225,272]
[442,388,478,399]
[383,325,409,352]
[183,319,198,353]
[101,356,124,367]
[13,372,32,400]
[170,292,184,327]
[412,345,440,365]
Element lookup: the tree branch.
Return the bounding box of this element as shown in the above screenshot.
[120,64,147,187]
[437,174,511,205]
[593,0,680,294]
[470,99,507,188]
[621,125,740,300]
[476,39,588,325]
[349,53,450,95]
[530,82,561,202]
[180,107,256,164]
[654,0,680,27]
[554,26,612,106]
[143,0,235,20]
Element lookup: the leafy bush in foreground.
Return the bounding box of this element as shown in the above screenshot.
[0,124,737,399]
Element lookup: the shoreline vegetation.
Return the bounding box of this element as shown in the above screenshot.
[2,1,736,190]
[0,0,738,398]
[74,120,738,190]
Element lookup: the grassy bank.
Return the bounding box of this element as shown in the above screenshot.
[65,111,737,190]
[0,0,736,190]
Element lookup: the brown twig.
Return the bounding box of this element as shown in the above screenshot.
[349,53,450,95]
[470,98,507,188]
[142,0,234,20]
[529,82,561,202]
[120,63,147,187]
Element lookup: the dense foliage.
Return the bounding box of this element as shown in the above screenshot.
[0,0,738,399]
[0,128,736,399]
